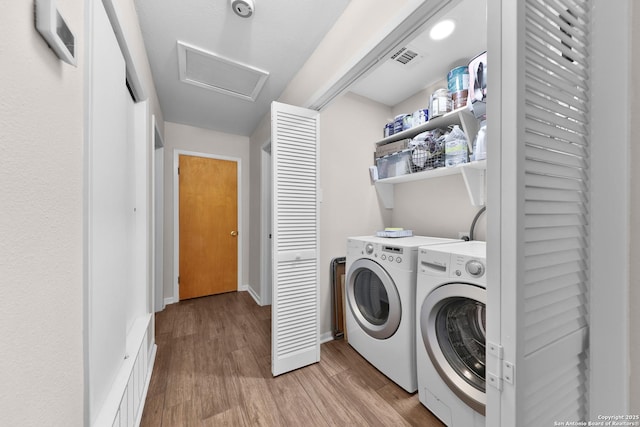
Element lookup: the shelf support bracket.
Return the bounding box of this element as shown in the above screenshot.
[374,181,394,209]
[461,166,486,206]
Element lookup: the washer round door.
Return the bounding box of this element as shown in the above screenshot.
[347,258,401,340]
[420,283,486,415]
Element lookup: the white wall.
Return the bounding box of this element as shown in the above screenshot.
[247,0,487,329]
[391,178,486,240]
[318,92,393,335]
[249,0,432,303]
[272,86,485,337]
[390,79,487,240]
[0,0,84,425]
[630,0,640,414]
[249,114,271,297]
[391,80,444,116]
[251,88,484,337]
[163,122,251,302]
[1,1,164,423]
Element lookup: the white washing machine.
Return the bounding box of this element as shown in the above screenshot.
[345,235,456,393]
[416,241,486,426]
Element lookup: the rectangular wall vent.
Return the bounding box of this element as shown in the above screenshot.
[390,47,419,65]
[177,41,269,102]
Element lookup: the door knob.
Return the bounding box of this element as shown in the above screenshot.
[231,230,238,237]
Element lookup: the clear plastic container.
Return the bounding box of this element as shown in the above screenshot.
[430,89,453,118]
[444,125,469,167]
[376,150,412,179]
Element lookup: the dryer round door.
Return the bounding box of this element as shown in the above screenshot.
[420,283,486,415]
[346,258,401,339]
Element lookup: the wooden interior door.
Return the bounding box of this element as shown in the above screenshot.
[179,155,238,300]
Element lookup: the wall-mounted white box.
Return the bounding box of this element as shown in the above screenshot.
[35,0,77,66]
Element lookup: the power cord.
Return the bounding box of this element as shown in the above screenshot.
[469,206,487,241]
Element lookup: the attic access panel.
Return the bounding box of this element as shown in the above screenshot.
[177,41,269,102]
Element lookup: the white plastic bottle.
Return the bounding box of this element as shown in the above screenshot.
[474,120,487,161]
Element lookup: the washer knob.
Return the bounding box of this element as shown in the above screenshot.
[466,260,485,277]
[365,243,374,255]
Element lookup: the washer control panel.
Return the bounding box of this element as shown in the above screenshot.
[451,254,485,279]
[419,247,486,280]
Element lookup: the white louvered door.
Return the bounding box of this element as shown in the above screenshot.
[487,0,591,425]
[270,101,320,376]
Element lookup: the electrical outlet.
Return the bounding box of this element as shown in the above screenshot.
[458,231,470,241]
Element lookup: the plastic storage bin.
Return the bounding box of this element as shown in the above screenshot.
[376,149,412,179]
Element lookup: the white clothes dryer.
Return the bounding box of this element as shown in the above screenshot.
[345,235,456,393]
[416,241,487,426]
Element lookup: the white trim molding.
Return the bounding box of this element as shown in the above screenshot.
[92,315,156,427]
[589,0,631,416]
[245,286,262,306]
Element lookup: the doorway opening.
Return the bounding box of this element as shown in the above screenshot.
[173,150,242,301]
[260,141,272,306]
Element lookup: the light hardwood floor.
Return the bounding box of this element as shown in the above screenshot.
[140,291,445,426]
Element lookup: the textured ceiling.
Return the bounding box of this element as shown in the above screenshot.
[134,0,350,136]
[350,0,487,107]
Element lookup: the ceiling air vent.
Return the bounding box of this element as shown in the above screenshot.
[177,41,269,102]
[390,47,419,65]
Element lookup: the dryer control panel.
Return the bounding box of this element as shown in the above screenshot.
[379,245,405,265]
[348,239,414,267]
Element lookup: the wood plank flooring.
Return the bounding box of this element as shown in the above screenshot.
[141,291,445,427]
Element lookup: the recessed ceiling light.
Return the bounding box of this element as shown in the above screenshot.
[429,19,455,40]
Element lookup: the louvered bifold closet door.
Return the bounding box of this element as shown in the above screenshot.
[521,0,591,422]
[492,0,592,425]
[270,102,320,376]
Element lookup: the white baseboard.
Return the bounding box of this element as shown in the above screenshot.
[163,286,257,309]
[320,331,334,344]
[245,285,262,305]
